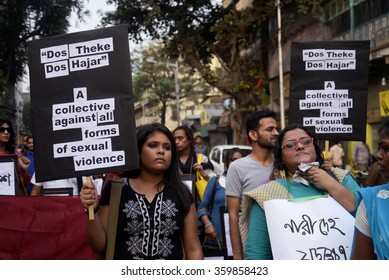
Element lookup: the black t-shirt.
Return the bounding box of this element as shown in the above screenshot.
[100,178,190,260]
[179,149,214,175]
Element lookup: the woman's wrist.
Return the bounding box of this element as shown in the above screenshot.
[204,222,213,229]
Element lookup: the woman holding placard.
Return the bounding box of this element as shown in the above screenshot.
[240,124,360,259]
[80,123,203,259]
[0,119,31,195]
[352,119,389,260]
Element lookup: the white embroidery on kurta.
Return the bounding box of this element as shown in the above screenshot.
[162,199,178,217]
[123,200,142,218]
[123,192,179,258]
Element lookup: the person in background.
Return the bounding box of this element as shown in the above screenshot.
[352,141,371,172]
[198,147,243,256]
[173,125,214,180]
[24,135,35,195]
[241,124,360,260]
[0,119,31,195]
[30,172,83,196]
[19,134,28,155]
[352,119,389,260]
[330,140,345,168]
[173,126,214,247]
[225,110,279,260]
[362,161,389,187]
[194,135,208,156]
[80,123,203,259]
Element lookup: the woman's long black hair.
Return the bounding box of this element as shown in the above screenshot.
[273,124,324,175]
[224,147,243,170]
[0,119,16,154]
[124,123,192,213]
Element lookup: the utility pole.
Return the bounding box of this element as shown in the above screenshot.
[277,0,285,129]
[350,0,355,40]
[173,61,180,126]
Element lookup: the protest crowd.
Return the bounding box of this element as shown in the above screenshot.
[1,22,389,262]
[2,108,389,260]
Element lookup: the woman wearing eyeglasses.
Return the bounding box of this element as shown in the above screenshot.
[0,119,31,195]
[240,124,360,260]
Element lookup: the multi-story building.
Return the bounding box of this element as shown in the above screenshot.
[321,0,389,155]
[268,0,389,162]
[223,0,389,163]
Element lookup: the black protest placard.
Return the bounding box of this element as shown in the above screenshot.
[289,41,370,141]
[28,25,138,182]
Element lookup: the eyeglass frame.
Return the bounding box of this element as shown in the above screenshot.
[0,127,11,133]
[281,137,314,150]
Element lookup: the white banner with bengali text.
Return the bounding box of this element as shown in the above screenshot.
[264,196,355,260]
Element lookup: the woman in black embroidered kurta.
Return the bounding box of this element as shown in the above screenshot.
[80,123,203,260]
[100,179,188,259]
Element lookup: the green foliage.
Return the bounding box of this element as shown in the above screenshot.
[0,0,86,87]
[0,0,87,131]
[132,44,211,124]
[104,0,318,101]
[103,0,320,141]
